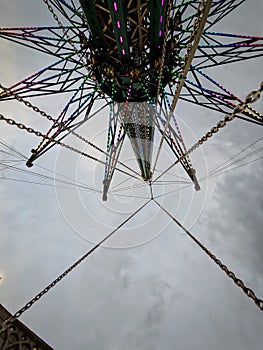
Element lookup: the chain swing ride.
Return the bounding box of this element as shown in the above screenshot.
[0,0,263,343]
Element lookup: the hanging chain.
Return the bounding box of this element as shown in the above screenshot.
[0,112,102,161]
[152,0,213,175]
[42,0,102,89]
[42,0,85,64]
[0,200,151,333]
[27,76,94,156]
[155,200,263,311]
[156,0,172,100]
[157,0,206,103]
[0,84,140,178]
[0,84,103,154]
[0,111,141,180]
[170,0,210,114]
[187,83,263,153]
[154,81,263,182]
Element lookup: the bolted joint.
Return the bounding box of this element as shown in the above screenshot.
[245,91,260,104]
[26,161,34,168]
[233,105,241,114]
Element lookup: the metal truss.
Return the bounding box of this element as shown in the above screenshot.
[0,0,262,194]
[102,102,126,201]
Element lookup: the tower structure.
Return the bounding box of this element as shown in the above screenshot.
[78,0,200,199]
[1,0,260,201]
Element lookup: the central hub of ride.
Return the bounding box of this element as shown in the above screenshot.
[77,0,200,201]
[79,0,181,102]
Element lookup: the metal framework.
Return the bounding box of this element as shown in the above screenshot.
[0,1,262,197]
[0,0,263,342]
[0,304,53,350]
[0,2,261,187]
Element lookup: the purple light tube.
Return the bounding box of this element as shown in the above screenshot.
[204,31,263,40]
[7,51,81,92]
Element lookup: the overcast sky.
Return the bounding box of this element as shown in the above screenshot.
[0,1,263,349]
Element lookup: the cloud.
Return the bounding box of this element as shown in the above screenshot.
[0,1,263,350]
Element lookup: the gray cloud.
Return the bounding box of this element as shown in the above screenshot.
[0,1,263,350]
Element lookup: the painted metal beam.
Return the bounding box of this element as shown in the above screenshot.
[107,0,130,62]
[79,0,107,51]
[148,0,167,57]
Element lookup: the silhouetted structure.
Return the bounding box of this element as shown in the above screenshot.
[0,304,53,350]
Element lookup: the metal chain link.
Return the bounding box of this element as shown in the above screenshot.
[41,0,106,97]
[152,0,212,175]
[42,0,102,86]
[0,112,139,180]
[156,0,205,104]
[155,200,263,311]
[0,84,140,177]
[187,83,263,154]
[170,0,208,114]
[0,200,150,333]
[154,81,263,181]
[42,0,86,64]
[0,112,98,158]
[0,83,103,154]
[1,2,262,332]
[156,0,172,99]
